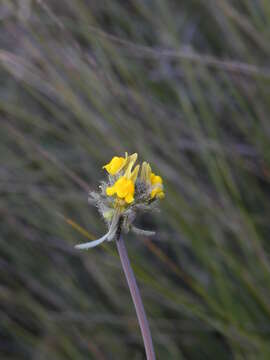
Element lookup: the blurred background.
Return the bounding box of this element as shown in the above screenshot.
[1,0,270,359]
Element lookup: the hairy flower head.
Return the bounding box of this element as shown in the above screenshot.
[75,152,165,250]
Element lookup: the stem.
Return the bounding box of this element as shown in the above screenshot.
[116,234,156,360]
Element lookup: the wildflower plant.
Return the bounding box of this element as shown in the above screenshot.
[75,152,164,360]
[75,152,164,250]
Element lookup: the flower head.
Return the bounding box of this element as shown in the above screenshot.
[75,152,165,249]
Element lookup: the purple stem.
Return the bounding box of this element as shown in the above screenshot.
[116,234,156,360]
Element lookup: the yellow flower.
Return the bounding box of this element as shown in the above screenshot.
[150,172,165,199]
[104,153,164,204]
[75,152,164,250]
[103,154,127,175]
[103,152,138,176]
[106,176,135,203]
[140,162,164,199]
[106,153,140,204]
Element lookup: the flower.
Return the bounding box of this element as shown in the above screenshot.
[140,161,165,199]
[150,173,165,199]
[106,176,135,204]
[75,153,164,250]
[103,154,127,175]
[106,154,140,205]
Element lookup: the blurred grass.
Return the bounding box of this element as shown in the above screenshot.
[1,0,270,359]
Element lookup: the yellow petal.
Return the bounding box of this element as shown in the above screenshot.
[117,187,128,198]
[157,191,165,199]
[106,186,116,196]
[103,156,126,175]
[155,175,163,184]
[114,177,128,198]
[150,173,163,185]
[126,179,135,193]
[151,183,164,199]
[125,193,134,204]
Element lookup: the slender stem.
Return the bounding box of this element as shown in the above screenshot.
[116,234,156,360]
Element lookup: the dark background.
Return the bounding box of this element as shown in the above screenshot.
[1,1,270,359]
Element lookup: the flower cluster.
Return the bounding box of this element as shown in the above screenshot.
[75,152,164,249]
